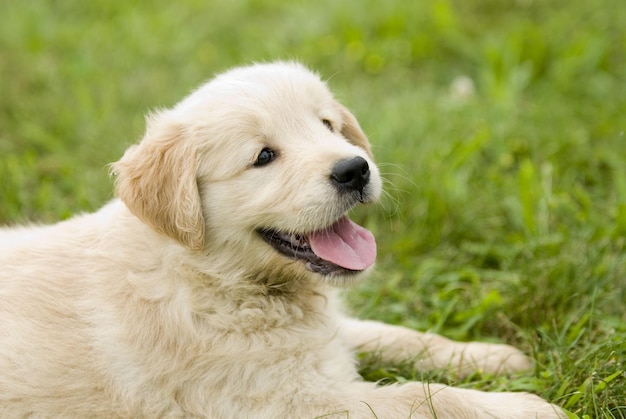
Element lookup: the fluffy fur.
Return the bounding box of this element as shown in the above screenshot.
[0,62,564,418]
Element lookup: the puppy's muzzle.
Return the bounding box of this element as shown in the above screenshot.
[330,156,370,198]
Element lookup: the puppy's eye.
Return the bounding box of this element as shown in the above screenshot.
[322,119,334,132]
[254,147,277,167]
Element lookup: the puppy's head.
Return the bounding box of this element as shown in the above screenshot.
[112,62,382,285]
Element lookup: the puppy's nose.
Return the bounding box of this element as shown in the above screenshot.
[330,156,370,195]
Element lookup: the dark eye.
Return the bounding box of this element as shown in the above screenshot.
[254,147,276,167]
[322,119,334,132]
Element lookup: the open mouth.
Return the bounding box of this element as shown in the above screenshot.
[257,216,377,276]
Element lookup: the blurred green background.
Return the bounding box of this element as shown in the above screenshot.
[1,0,625,416]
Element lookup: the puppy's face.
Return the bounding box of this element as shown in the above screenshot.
[113,62,382,285]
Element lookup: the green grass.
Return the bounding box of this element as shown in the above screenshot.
[1,0,625,416]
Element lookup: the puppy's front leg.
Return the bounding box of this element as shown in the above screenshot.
[294,381,565,418]
[339,318,532,376]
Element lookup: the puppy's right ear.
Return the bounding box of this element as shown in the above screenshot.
[337,103,373,159]
[111,112,205,250]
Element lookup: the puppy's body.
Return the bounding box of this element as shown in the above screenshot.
[1,202,350,417]
[0,62,563,418]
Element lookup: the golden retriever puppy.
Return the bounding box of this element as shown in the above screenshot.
[0,62,564,418]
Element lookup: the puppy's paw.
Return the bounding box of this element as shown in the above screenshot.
[471,390,566,418]
[394,382,565,419]
[449,341,533,376]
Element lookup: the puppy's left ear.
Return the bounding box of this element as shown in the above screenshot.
[338,103,373,159]
[111,112,205,250]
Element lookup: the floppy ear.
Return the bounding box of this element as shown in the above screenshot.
[338,103,373,159]
[111,112,205,250]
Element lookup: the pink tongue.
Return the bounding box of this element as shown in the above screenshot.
[308,216,376,271]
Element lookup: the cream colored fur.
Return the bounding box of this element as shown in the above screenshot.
[0,62,564,418]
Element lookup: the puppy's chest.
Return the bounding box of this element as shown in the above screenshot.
[192,291,331,334]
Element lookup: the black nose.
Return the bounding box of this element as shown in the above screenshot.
[330,156,370,195]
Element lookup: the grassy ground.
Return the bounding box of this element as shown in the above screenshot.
[1,0,625,416]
